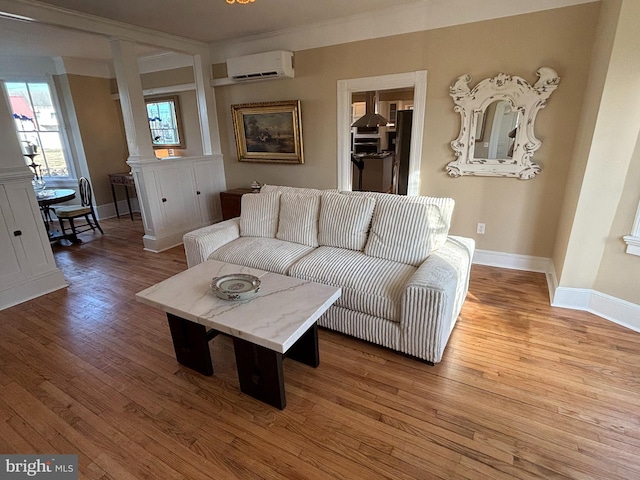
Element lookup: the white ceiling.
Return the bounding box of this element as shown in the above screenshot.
[31,0,425,44]
[0,0,598,64]
[0,0,423,60]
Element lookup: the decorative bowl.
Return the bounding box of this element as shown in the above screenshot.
[211,273,260,301]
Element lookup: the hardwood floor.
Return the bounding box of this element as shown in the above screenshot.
[1,216,639,479]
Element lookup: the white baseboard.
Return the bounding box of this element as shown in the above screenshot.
[143,231,185,253]
[142,218,222,253]
[472,249,640,334]
[553,287,640,333]
[0,269,67,311]
[473,249,552,273]
[96,199,140,220]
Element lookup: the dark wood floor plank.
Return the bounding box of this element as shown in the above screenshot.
[0,216,639,479]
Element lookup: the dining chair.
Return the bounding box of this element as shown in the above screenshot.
[54,177,104,239]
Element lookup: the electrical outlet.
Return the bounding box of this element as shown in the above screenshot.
[477,223,485,234]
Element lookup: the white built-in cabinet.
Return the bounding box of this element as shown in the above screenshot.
[0,172,66,309]
[152,163,200,233]
[129,155,225,252]
[192,160,224,223]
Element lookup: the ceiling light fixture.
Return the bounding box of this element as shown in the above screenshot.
[226,0,255,4]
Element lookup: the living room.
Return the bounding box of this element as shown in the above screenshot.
[0,0,639,478]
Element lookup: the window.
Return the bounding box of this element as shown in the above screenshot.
[5,81,71,178]
[146,95,184,148]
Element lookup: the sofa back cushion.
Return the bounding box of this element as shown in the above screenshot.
[364,195,453,266]
[240,191,281,238]
[318,192,375,251]
[276,193,321,247]
[344,191,454,252]
[261,184,325,196]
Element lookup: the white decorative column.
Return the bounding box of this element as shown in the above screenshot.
[109,38,157,163]
[193,50,222,156]
[192,48,227,225]
[110,40,226,252]
[0,84,67,310]
[110,37,166,250]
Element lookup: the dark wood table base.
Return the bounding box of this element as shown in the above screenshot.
[108,172,135,220]
[166,313,319,409]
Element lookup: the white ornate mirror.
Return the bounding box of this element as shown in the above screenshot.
[446,67,560,179]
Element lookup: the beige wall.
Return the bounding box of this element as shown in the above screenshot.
[214,3,599,258]
[553,0,640,305]
[550,1,619,283]
[594,132,640,303]
[140,66,193,90]
[588,0,640,305]
[65,74,129,206]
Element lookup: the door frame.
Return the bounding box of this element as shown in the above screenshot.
[337,71,427,195]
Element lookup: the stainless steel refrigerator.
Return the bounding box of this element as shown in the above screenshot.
[395,110,413,195]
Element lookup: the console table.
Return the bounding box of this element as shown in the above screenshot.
[219,188,252,220]
[108,172,135,220]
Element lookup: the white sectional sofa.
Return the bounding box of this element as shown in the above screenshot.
[183,185,475,364]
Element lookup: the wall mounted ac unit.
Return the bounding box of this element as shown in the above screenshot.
[226,50,294,82]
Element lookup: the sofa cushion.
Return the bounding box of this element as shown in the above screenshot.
[318,192,375,251]
[364,197,446,266]
[240,191,281,238]
[261,184,324,196]
[343,191,454,252]
[208,237,314,275]
[289,246,416,322]
[276,193,321,247]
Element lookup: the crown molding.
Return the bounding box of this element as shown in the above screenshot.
[208,0,598,62]
[0,0,599,72]
[0,0,208,55]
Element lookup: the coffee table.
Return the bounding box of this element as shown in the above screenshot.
[135,259,341,409]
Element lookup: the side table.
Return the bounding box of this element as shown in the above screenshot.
[220,188,253,220]
[108,172,136,220]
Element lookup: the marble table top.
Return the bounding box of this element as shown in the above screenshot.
[135,259,341,353]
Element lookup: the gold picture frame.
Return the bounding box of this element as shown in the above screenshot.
[231,100,304,164]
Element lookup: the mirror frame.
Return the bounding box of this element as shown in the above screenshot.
[446,67,560,180]
[145,95,185,149]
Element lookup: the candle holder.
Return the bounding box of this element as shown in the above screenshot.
[24,153,46,191]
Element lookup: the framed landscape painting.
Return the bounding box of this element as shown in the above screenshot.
[231,100,304,164]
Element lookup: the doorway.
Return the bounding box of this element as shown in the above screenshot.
[337,71,427,195]
[351,89,413,194]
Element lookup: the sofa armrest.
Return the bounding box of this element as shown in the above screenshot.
[400,236,475,363]
[183,218,241,268]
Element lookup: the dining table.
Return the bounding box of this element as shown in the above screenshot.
[36,188,78,243]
